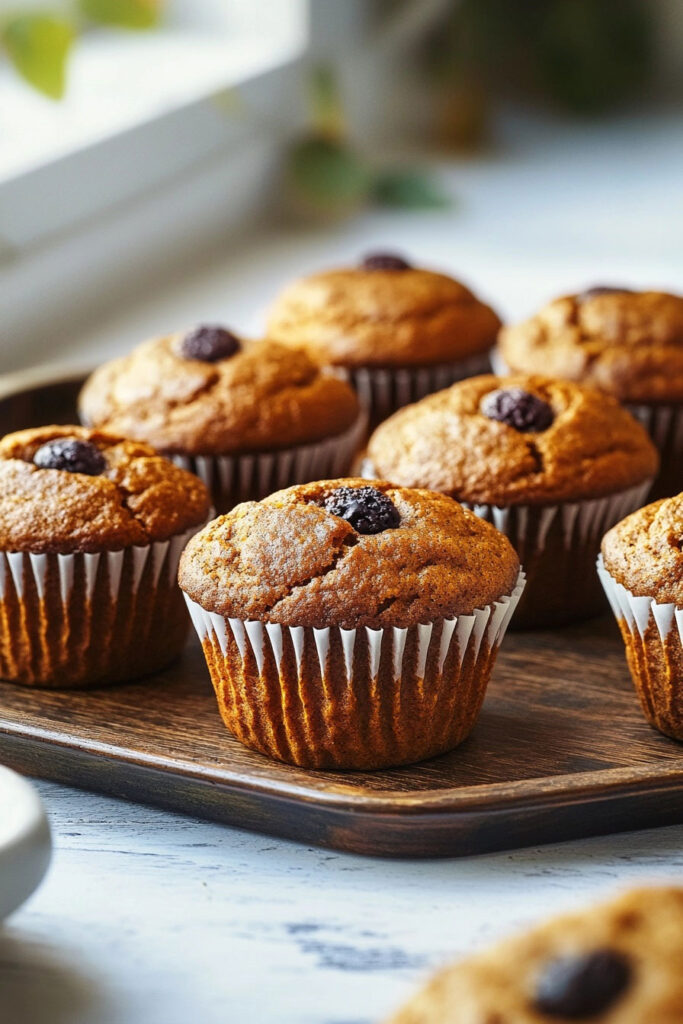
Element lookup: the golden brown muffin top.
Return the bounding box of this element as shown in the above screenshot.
[0,425,210,554]
[178,478,519,629]
[386,887,683,1024]
[602,492,683,605]
[266,262,501,368]
[499,288,683,403]
[78,334,360,456]
[367,374,658,506]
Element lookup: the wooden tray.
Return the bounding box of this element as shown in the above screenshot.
[0,371,682,858]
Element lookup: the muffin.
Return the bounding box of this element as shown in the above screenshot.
[178,478,524,770]
[599,493,683,741]
[366,374,658,628]
[266,253,501,425]
[386,887,683,1023]
[78,327,364,514]
[499,287,683,498]
[0,425,210,688]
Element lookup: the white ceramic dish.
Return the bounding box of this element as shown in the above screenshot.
[0,765,51,920]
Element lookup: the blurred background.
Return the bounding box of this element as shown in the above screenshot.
[1,0,682,376]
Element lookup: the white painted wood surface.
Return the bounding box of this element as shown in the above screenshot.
[1,782,681,1024]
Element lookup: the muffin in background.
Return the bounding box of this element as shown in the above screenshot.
[179,478,524,770]
[498,287,683,498]
[0,425,210,688]
[79,328,364,514]
[385,887,683,1023]
[600,493,683,742]
[266,253,501,425]
[366,374,658,628]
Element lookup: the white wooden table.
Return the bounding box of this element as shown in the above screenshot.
[3,784,682,1024]
[2,111,683,1024]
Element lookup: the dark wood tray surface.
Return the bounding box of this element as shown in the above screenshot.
[0,372,682,858]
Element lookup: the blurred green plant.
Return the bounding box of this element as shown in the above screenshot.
[0,0,162,99]
[285,64,450,220]
[425,0,654,146]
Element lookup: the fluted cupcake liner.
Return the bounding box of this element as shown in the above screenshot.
[170,412,366,515]
[0,523,200,689]
[598,555,683,741]
[347,352,492,427]
[460,481,652,628]
[627,402,683,499]
[184,569,526,770]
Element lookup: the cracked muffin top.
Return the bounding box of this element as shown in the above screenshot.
[178,478,520,629]
[386,887,683,1024]
[78,332,360,456]
[602,493,683,605]
[266,258,501,368]
[367,374,658,506]
[499,288,683,403]
[0,425,210,554]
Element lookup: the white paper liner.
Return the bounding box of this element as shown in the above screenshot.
[346,351,492,423]
[627,401,683,453]
[168,412,366,508]
[598,554,683,645]
[0,521,200,604]
[184,569,525,685]
[461,481,652,553]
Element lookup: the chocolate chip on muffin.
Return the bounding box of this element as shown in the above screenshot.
[33,437,106,476]
[322,484,401,534]
[533,949,631,1018]
[179,325,241,362]
[480,387,554,433]
[361,252,412,271]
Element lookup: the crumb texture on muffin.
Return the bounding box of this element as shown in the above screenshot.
[367,374,658,505]
[499,290,683,403]
[386,887,683,1024]
[602,492,683,606]
[178,478,520,629]
[0,425,210,554]
[267,268,501,368]
[79,336,360,455]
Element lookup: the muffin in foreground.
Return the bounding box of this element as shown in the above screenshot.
[0,425,210,688]
[266,253,501,425]
[600,493,683,741]
[366,374,658,628]
[385,887,683,1023]
[79,328,364,514]
[179,479,523,770]
[498,287,683,498]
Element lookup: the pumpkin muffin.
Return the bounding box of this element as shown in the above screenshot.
[499,287,683,498]
[386,887,683,1024]
[366,374,657,628]
[0,425,210,688]
[79,327,364,514]
[600,492,683,741]
[179,478,523,770]
[266,253,501,425]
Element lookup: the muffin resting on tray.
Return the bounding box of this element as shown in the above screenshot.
[266,253,501,425]
[179,478,524,770]
[366,374,658,628]
[498,287,683,498]
[386,887,683,1023]
[0,425,209,688]
[79,328,364,514]
[600,492,683,741]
